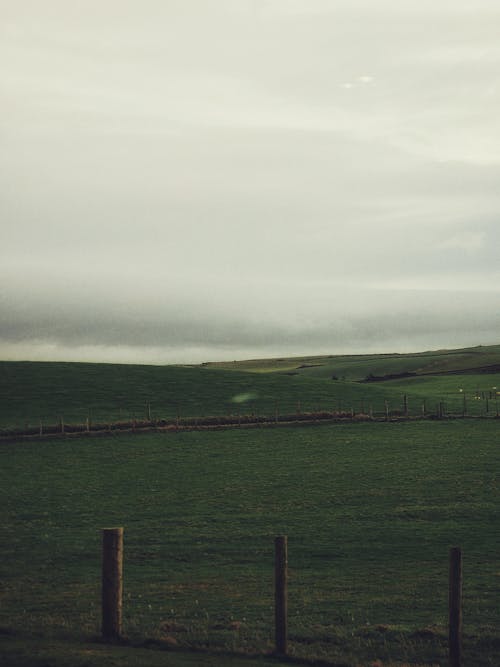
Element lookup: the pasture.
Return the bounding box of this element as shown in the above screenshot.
[0,361,402,431]
[1,420,500,666]
[2,351,500,435]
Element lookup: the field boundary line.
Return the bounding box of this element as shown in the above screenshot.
[0,413,496,443]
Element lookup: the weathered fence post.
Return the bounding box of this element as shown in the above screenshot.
[403,394,408,416]
[60,416,65,434]
[385,401,389,421]
[449,546,463,667]
[275,535,288,656]
[39,421,43,436]
[102,527,124,641]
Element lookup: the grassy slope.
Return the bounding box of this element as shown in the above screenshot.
[204,344,500,381]
[0,361,404,430]
[2,344,500,429]
[1,422,500,666]
[378,374,500,415]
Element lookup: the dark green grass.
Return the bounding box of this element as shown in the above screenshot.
[3,345,500,430]
[1,421,499,665]
[0,361,404,430]
[0,634,290,667]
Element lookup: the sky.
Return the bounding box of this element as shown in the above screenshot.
[1,0,500,364]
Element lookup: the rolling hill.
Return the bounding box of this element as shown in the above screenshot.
[1,344,500,430]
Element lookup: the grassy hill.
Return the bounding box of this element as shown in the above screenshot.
[203,344,500,381]
[0,360,402,430]
[2,344,500,429]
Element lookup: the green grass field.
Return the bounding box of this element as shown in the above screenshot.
[2,344,500,432]
[2,420,500,666]
[2,346,500,665]
[0,361,410,430]
[203,344,500,381]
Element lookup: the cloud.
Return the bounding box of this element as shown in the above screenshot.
[1,1,500,363]
[439,232,485,252]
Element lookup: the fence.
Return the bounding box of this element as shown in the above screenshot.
[2,392,500,441]
[101,528,466,666]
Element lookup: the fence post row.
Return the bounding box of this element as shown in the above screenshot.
[102,527,124,640]
[449,546,463,667]
[97,533,469,662]
[275,535,288,656]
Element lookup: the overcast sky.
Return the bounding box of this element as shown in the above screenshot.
[1,0,500,364]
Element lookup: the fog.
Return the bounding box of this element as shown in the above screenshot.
[2,1,499,363]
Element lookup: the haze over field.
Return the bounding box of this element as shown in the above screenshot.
[2,1,500,364]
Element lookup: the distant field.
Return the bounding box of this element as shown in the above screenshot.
[2,343,500,430]
[0,361,409,430]
[204,344,500,380]
[1,421,500,666]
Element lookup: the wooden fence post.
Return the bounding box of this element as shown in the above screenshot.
[275,535,288,655]
[403,394,408,416]
[449,546,463,667]
[385,401,389,421]
[102,527,124,640]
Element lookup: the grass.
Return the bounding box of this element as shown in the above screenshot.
[3,350,500,432]
[380,374,500,414]
[0,634,291,667]
[0,361,407,430]
[1,421,500,665]
[203,344,500,381]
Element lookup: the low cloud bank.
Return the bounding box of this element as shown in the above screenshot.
[1,278,498,363]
